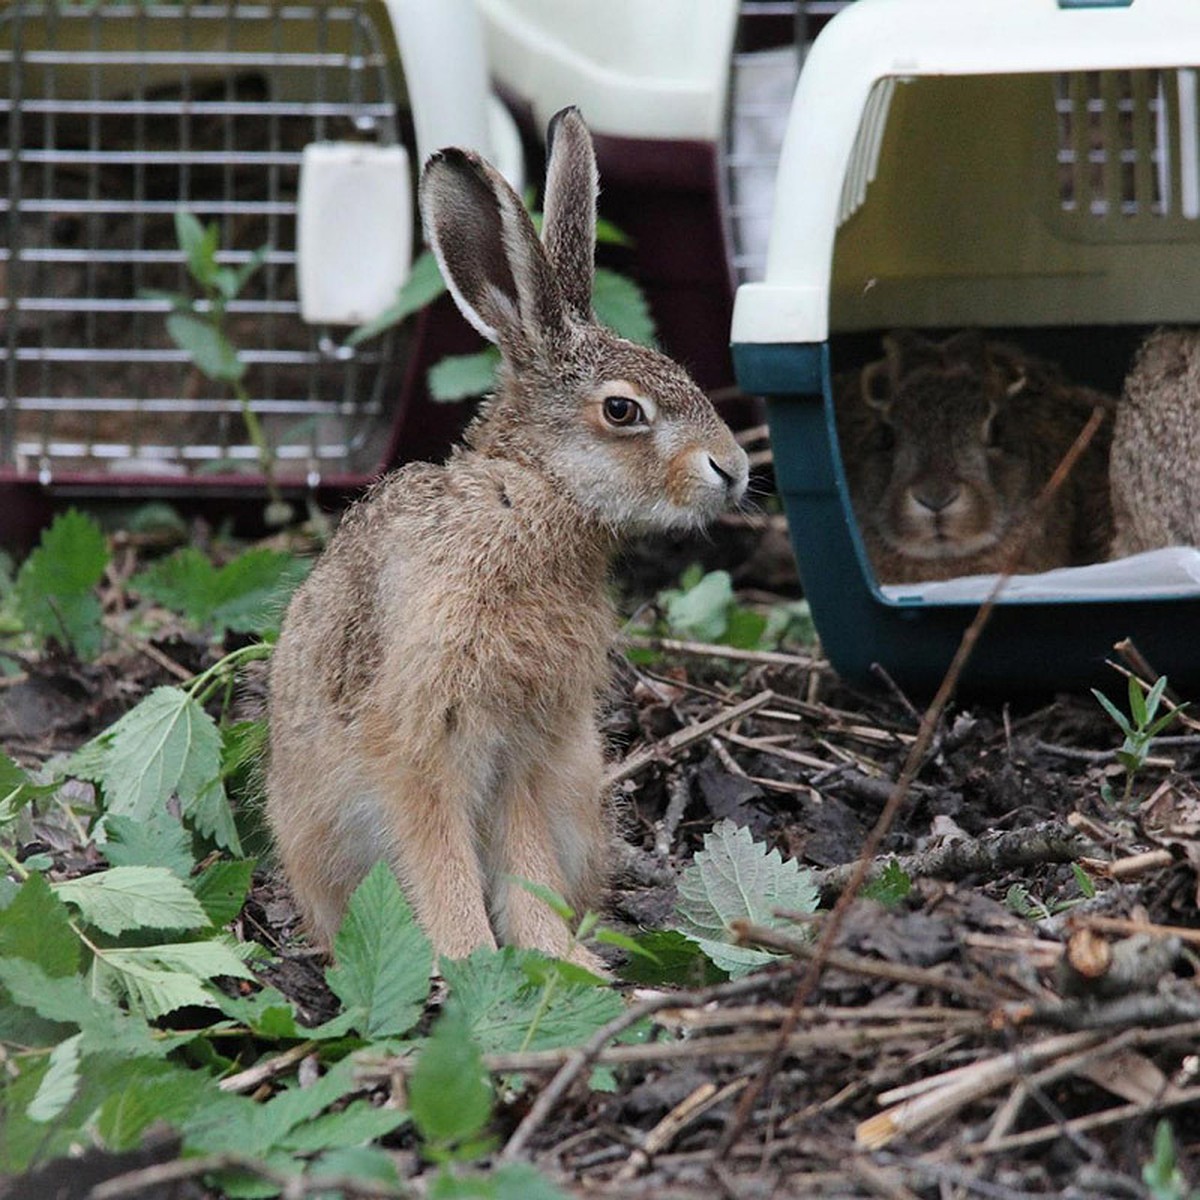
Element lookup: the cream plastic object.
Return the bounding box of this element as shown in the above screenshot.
[296,143,412,326]
[383,0,523,192]
[476,0,739,141]
[733,0,1200,346]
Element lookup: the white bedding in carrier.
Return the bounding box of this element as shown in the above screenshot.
[880,547,1200,604]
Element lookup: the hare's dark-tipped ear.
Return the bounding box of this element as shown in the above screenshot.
[541,107,597,320]
[420,147,564,349]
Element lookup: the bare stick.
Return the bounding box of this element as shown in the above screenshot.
[808,819,1097,897]
[624,635,819,670]
[714,406,1108,1156]
[497,967,793,1161]
[603,689,775,787]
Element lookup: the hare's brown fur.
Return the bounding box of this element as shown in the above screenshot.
[835,331,1114,584]
[266,110,747,968]
[1110,328,1200,558]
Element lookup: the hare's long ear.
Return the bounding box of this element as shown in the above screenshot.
[420,147,564,351]
[541,107,597,321]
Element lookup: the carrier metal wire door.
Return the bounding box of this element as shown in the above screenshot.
[1,2,405,487]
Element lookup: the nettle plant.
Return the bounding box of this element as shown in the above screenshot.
[2,511,826,1194]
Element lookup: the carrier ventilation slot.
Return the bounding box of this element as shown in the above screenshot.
[1054,68,1200,221]
[837,76,895,226]
[0,2,402,484]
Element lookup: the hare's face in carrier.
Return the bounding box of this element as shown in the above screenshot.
[859,362,1030,562]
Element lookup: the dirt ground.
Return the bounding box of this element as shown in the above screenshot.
[4,512,1200,1200]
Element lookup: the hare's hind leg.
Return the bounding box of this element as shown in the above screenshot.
[487,719,608,968]
[358,712,499,960]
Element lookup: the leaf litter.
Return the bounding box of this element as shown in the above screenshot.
[2,511,1200,1199]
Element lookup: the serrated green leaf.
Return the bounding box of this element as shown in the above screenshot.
[185,1057,361,1161]
[861,858,912,908]
[428,349,501,402]
[102,810,195,878]
[167,310,245,383]
[674,819,820,979]
[279,1100,409,1153]
[441,946,623,1054]
[191,858,254,927]
[14,509,109,658]
[216,986,299,1040]
[326,862,432,1039]
[616,929,726,986]
[592,267,655,346]
[0,871,80,977]
[663,570,734,643]
[309,1146,402,1190]
[0,958,162,1058]
[54,865,209,935]
[27,1032,82,1122]
[347,249,447,347]
[96,1059,216,1151]
[209,550,310,635]
[410,1001,492,1152]
[92,938,253,1019]
[86,685,239,852]
[132,547,308,637]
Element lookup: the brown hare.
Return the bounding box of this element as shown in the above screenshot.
[1110,327,1200,558]
[266,109,748,969]
[835,330,1114,585]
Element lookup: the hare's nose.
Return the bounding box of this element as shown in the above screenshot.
[707,456,736,487]
[912,483,962,514]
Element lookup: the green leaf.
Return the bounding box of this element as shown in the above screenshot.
[14,509,109,658]
[591,267,655,346]
[102,810,195,878]
[428,349,501,402]
[326,862,433,1038]
[0,958,162,1058]
[93,938,255,1019]
[409,1001,492,1152]
[861,859,912,907]
[53,865,209,935]
[96,1059,217,1151]
[442,946,623,1054]
[84,685,239,853]
[721,606,768,650]
[662,569,734,643]
[176,210,220,288]
[674,819,820,979]
[1071,861,1097,899]
[1092,687,1134,737]
[279,1100,409,1152]
[167,310,245,383]
[191,858,255,927]
[0,871,80,977]
[616,929,726,987]
[346,250,447,346]
[132,547,308,636]
[215,986,299,1040]
[27,1032,82,1122]
[309,1147,403,1191]
[507,876,575,922]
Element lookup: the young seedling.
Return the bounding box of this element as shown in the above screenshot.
[144,212,292,525]
[1091,675,1184,806]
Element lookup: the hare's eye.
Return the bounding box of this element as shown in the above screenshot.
[602,395,645,427]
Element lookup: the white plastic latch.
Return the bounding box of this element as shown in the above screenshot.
[297,142,412,326]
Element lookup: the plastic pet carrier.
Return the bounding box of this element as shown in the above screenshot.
[732,0,1200,694]
[0,1,522,533]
